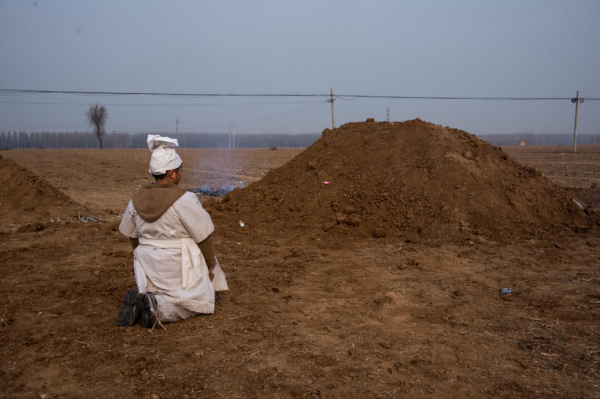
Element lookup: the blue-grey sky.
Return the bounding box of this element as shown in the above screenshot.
[1,0,599,136]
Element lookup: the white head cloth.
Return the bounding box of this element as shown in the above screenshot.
[147,134,183,175]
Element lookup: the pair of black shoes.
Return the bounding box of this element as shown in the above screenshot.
[116,288,158,328]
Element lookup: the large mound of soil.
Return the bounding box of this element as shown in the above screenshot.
[0,155,79,225]
[214,119,594,241]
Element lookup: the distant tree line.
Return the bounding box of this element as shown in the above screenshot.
[2,130,600,150]
[481,133,600,146]
[0,131,321,149]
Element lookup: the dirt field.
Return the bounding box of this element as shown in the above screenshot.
[0,148,303,217]
[504,145,600,211]
[1,141,599,398]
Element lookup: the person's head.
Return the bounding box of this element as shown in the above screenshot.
[147,134,183,183]
[152,164,183,184]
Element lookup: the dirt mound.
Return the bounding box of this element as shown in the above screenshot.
[213,119,596,242]
[0,155,79,225]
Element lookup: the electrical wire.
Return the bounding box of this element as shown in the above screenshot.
[180,101,328,130]
[0,122,87,129]
[230,101,328,126]
[1,88,598,101]
[335,95,600,101]
[0,89,328,98]
[334,95,360,101]
[265,102,327,133]
[0,102,324,131]
[0,100,325,107]
[0,121,178,131]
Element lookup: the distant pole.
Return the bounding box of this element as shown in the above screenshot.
[330,88,335,129]
[573,91,580,153]
[114,131,118,149]
[176,118,179,141]
[387,108,390,122]
[232,126,236,149]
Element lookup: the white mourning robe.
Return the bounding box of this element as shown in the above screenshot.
[119,192,220,322]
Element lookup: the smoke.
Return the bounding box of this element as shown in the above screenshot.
[188,181,245,197]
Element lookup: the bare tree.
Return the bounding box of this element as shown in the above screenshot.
[86,104,108,149]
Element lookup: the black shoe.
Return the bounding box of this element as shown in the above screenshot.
[116,288,140,327]
[137,292,158,329]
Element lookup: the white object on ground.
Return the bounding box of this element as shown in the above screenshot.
[572,198,585,210]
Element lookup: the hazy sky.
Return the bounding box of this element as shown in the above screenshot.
[1,0,599,136]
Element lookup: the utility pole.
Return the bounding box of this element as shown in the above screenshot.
[386,108,390,122]
[176,119,179,141]
[329,88,335,129]
[572,91,580,153]
[232,126,235,149]
[114,131,118,149]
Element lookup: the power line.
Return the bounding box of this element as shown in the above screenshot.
[266,103,327,133]
[0,102,328,131]
[0,100,324,107]
[1,88,598,101]
[0,89,328,98]
[228,102,327,126]
[336,95,600,101]
[0,121,87,129]
[0,121,176,131]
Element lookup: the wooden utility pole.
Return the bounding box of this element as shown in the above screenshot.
[176,119,179,141]
[330,89,335,129]
[573,91,579,153]
[114,132,118,149]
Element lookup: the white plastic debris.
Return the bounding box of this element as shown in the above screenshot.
[571,198,585,210]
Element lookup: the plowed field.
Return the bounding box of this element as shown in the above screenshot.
[1,136,599,398]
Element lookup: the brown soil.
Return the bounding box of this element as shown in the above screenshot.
[1,134,599,398]
[215,120,597,242]
[504,145,600,212]
[0,155,81,226]
[0,148,301,216]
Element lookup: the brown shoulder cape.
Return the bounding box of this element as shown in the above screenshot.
[131,183,188,223]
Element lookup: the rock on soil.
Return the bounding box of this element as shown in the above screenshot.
[213,119,596,241]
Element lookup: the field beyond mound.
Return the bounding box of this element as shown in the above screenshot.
[215,119,595,241]
[0,154,79,225]
[1,145,599,398]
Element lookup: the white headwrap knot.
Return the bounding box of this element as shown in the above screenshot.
[147,134,183,175]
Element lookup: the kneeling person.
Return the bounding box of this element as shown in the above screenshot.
[117,135,227,328]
